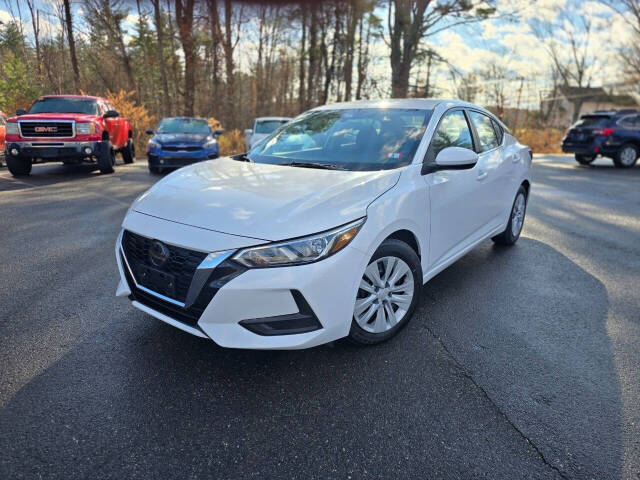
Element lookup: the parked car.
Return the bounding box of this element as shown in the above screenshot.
[4,95,134,176]
[146,117,222,174]
[116,99,532,350]
[561,109,640,168]
[0,111,6,167]
[244,116,292,151]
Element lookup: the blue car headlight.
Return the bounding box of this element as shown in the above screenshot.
[148,140,161,150]
[203,137,218,149]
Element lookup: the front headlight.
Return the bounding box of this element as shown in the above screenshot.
[6,123,19,135]
[148,140,161,150]
[76,122,95,135]
[233,218,365,268]
[203,137,218,149]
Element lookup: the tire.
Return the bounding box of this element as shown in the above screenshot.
[575,154,595,165]
[7,155,32,176]
[348,239,422,345]
[613,144,638,168]
[97,143,115,174]
[122,139,135,164]
[492,185,528,246]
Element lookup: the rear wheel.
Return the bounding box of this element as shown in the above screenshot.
[575,154,595,165]
[97,143,115,174]
[348,239,422,345]
[122,139,135,164]
[613,144,638,168]
[492,185,528,246]
[7,155,32,176]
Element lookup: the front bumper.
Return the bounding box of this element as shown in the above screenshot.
[115,212,368,349]
[148,148,218,168]
[6,140,108,162]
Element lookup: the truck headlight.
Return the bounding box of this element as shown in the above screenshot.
[232,218,365,268]
[6,123,19,135]
[76,122,95,134]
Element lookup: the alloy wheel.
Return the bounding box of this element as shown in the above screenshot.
[511,192,526,237]
[620,146,637,166]
[354,256,414,334]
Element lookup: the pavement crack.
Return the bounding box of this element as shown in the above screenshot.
[422,323,570,480]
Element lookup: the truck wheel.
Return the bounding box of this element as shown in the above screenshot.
[575,154,595,165]
[98,144,115,174]
[7,155,32,176]
[122,139,135,164]
[613,144,638,168]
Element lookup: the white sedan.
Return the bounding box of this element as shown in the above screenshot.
[116,99,531,349]
[244,116,292,151]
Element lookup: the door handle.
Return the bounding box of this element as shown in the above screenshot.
[477,170,488,180]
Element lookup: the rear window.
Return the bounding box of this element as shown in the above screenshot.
[575,116,612,128]
[255,120,290,134]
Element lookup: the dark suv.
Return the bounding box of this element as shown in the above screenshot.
[561,109,640,168]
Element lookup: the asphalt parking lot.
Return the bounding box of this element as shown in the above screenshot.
[0,155,638,479]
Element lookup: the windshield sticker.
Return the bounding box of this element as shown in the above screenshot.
[387,153,402,159]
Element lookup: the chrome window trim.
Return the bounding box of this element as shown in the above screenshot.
[18,119,76,139]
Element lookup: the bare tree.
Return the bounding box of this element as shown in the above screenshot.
[62,0,80,89]
[175,0,196,115]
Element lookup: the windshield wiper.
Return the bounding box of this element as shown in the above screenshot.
[284,161,346,170]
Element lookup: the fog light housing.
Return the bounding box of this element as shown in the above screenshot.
[10,148,18,156]
[84,147,92,155]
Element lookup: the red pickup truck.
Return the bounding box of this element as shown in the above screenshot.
[5,95,135,176]
[0,111,7,167]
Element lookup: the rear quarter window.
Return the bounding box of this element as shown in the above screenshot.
[576,116,612,128]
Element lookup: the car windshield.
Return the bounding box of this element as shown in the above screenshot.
[157,118,211,134]
[28,98,99,115]
[255,119,289,134]
[247,108,432,171]
[575,116,611,128]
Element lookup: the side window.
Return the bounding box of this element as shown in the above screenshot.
[469,111,499,152]
[491,119,504,144]
[430,110,474,158]
[618,115,640,129]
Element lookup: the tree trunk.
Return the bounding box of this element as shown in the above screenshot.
[298,3,307,112]
[223,0,236,127]
[306,3,318,108]
[152,0,171,116]
[175,0,196,116]
[62,0,80,90]
[343,1,359,102]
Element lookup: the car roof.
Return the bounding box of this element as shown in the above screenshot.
[160,116,208,121]
[38,95,102,100]
[255,117,292,121]
[314,98,494,114]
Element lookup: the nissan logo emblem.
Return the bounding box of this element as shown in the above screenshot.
[149,240,170,267]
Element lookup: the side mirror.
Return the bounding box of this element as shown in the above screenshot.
[16,109,26,116]
[214,129,224,135]
[145,129,153,135]
[435,146,478,169]
[104,110,119,119]
[244,129,253,136]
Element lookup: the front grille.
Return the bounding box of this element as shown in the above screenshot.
[162,146,202,152]
[19,121,74,138]
[121,230,207,303]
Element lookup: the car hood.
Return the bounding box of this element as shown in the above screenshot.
[131,157,400,241]
[156,133,209,145]
[14,113,98,122]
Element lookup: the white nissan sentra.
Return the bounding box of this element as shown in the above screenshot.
[116,99,532,349]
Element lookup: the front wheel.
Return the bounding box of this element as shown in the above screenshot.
[492,185,528,246]
[575,154,595,165]
[97,143,115,174]
[613,144,638,168]
[348,239,422,345]
[7,155,32,176]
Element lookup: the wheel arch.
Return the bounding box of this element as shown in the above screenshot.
[385,229,421,259]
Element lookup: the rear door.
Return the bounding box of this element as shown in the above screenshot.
[467,110,509,231]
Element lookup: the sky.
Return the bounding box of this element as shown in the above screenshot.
[1,0,635,109]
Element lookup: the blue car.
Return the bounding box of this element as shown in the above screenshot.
[561,109,640,168]
[146,117,223,173]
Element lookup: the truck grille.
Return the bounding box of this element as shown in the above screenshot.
[121,230,207,303]
[19,121,74,138]
[162,146,203,152]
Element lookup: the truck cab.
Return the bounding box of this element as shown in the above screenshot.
[5,95,135,176]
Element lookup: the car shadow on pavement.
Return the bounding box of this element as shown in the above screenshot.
[0,239,621,479]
